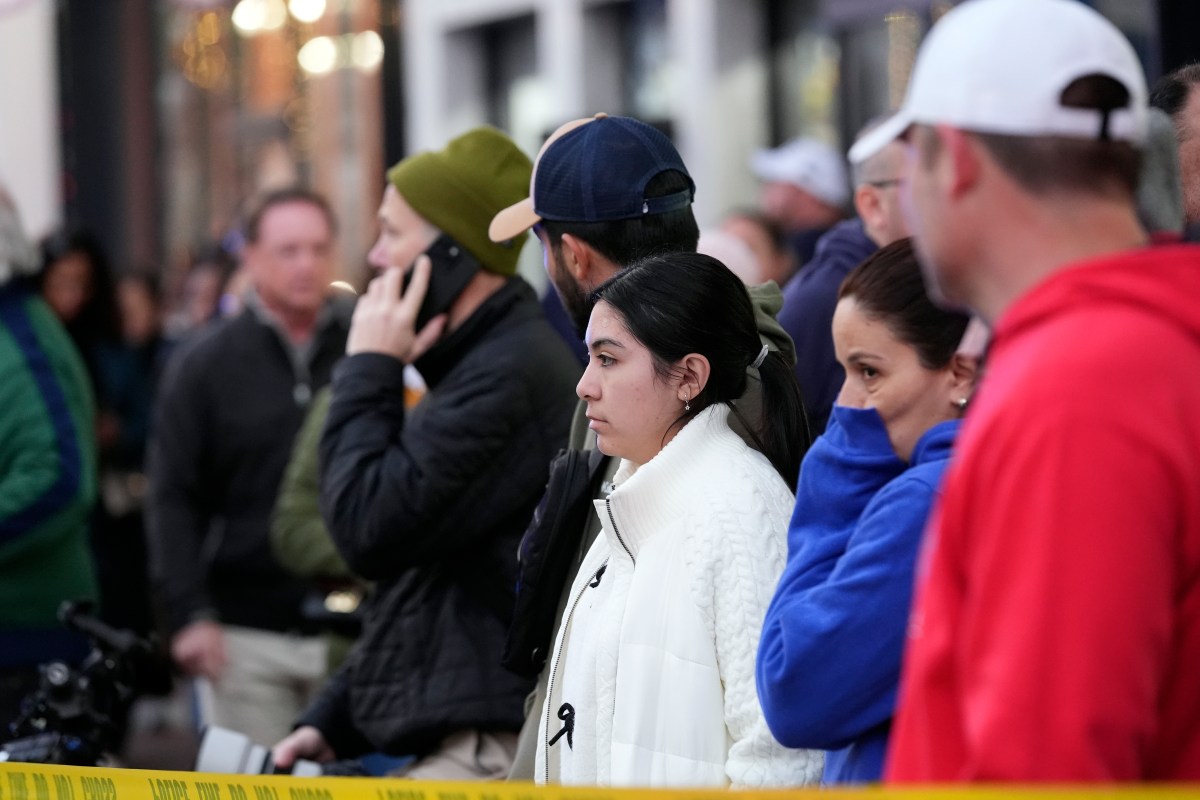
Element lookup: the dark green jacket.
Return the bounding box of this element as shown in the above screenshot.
[270,386,353,580]
[0,284,98,666]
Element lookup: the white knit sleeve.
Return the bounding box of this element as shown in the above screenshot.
[690,473,824,788]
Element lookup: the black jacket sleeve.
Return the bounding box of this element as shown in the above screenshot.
[318,352,541,579]
[145,344,216,633]
[294,655,372,757]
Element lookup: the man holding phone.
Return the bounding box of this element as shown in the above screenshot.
[272,127,581,778]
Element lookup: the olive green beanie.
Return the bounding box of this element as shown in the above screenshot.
[387,126,533,276]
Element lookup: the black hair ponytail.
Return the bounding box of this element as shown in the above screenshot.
[593,252,809,489]
[738,349,810,490]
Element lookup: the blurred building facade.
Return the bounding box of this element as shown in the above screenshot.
[0,0,61,238]
[402,0,1174,230]
[0,0,1194,300]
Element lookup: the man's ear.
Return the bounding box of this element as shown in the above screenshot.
[938,125,982,200]
[854,184,883,233]
[559,233,593,284]
[676,353,711,404]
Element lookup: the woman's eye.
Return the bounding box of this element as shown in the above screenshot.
[597,354,615,367]
[861,366,879,380]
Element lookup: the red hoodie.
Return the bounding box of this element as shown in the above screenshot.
[887,245,1200,781]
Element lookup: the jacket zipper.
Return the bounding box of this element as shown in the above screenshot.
[605,496,635,565]
[545,559,608,784]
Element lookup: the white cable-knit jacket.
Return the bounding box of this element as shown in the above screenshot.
[536,404,824,788]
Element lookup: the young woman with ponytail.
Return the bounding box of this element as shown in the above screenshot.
[534,252,822,788]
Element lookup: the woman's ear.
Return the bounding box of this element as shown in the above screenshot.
[948,352,979,400]
[676,353,711,404]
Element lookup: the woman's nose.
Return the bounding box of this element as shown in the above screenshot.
[836,379,864,409]
[576,363,596,401]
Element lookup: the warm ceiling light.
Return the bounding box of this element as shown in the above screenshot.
[231,0,265,35]
[260,0,288,30]
[288,0,326,23]
[351,30,384,72]
[298,36,339,75]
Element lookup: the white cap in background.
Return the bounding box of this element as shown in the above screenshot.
[751,138,850,209]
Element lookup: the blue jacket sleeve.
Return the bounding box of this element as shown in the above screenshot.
[757,463,942,750]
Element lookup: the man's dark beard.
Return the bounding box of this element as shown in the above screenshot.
[550,248,593,338]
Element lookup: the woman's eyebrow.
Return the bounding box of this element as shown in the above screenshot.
[587,337,625,352]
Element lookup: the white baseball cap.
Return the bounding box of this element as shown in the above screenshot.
[849,0,1149,164]
[751,138,850,209]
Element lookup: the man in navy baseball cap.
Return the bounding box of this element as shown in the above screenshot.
[492,114,806,781]
[491,114,694,239]
[489,113,698,334]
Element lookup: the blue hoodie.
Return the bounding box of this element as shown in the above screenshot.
[756,406,959,784]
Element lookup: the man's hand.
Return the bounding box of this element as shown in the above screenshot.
[171,619,226,680]
[346,255,448,362]
[272,725,336,768]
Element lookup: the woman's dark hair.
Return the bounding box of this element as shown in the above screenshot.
[723,207,789,257]
[838,237,969,369]
[120,270,162,306]
[37,227,120,342]
[592,252,809,488]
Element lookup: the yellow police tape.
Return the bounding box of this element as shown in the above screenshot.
[1,763,1199,800]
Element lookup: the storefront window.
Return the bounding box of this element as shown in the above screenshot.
[160,0,385,292]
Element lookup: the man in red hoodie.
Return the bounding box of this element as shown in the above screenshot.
[850,0,1200,781]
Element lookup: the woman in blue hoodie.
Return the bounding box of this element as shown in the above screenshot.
[756,237,977,783]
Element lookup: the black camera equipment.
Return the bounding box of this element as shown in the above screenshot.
[0,601,170,766]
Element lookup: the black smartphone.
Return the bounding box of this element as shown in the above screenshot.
[403,235,482,329]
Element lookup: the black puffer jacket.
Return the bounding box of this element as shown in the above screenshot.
[302,278,580,756]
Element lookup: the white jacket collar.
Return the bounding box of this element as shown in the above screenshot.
[597,403,747,558]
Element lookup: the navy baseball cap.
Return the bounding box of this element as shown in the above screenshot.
[489,113,695,243]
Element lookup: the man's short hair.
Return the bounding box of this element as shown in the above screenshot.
[977,75,1142,199]
[913,75,1142,201]
[244,187,337,244]
[539,170,699,266]
[1151,63,1200,119]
